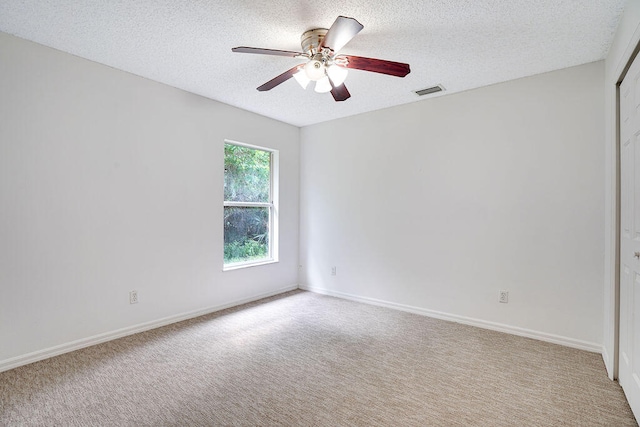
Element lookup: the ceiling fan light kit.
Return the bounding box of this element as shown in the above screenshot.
[232,16,411,102]
[303,58,327,81]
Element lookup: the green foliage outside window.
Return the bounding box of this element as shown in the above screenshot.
[224,143,271,264]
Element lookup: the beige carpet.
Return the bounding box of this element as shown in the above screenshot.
[0,290,636,426]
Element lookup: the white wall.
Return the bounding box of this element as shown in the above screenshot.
[0,32,299,370]
[300,62,605,350]
[603,0,640,378]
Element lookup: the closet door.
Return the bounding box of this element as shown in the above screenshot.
[619,50,640,419]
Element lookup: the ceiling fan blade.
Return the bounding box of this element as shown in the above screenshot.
[232,47,304,58]
[256,65,303,91]
[330,81,351,102]
[336,55,411,77]
[319,16,363,53]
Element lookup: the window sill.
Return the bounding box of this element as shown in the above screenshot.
[223,259,278,272]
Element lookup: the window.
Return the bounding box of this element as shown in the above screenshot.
[223,141,278,269]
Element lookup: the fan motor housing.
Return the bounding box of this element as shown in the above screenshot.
[301,28,328,55]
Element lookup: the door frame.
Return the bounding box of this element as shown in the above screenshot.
[613,35,640,381]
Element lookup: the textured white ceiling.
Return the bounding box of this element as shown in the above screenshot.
[0,0,627,127]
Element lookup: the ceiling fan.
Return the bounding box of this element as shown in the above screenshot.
[232,16,411,102]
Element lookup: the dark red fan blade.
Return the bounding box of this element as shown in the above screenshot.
[256,65,303,91]
[330,80,350,102]
[232,47,303,58]
[319,16,363,53]
[336,55,411,77]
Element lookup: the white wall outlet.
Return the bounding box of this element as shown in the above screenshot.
[129,290,138,304]
[331,266,337,276]
[499,290,509,304]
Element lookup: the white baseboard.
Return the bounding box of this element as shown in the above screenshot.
[0,284,299,373]
[300,285,603,354]
[602,346,615,380]
[602,347,610,374]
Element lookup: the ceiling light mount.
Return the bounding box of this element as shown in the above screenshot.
[301,28,328,55]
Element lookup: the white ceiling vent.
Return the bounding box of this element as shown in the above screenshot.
[415,85,445,96]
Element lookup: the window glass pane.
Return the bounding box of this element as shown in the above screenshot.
[224,144,270,203]
[224,206,270,264]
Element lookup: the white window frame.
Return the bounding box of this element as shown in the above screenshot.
[223,140,279,271]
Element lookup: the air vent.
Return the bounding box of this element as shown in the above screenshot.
[415,85,445,96]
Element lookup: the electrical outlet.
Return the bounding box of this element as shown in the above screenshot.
[331,266,337,276]
[129,290,138,304]
[499,290,509,304]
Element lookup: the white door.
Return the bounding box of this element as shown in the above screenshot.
[619,51,640,419]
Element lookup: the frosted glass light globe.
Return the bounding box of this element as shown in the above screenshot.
[304,59,326,81]
[293,69,310,89]
[314,76,332,93]
[327,64,348,86]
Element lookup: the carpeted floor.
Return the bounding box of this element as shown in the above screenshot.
[0,290,637,426]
